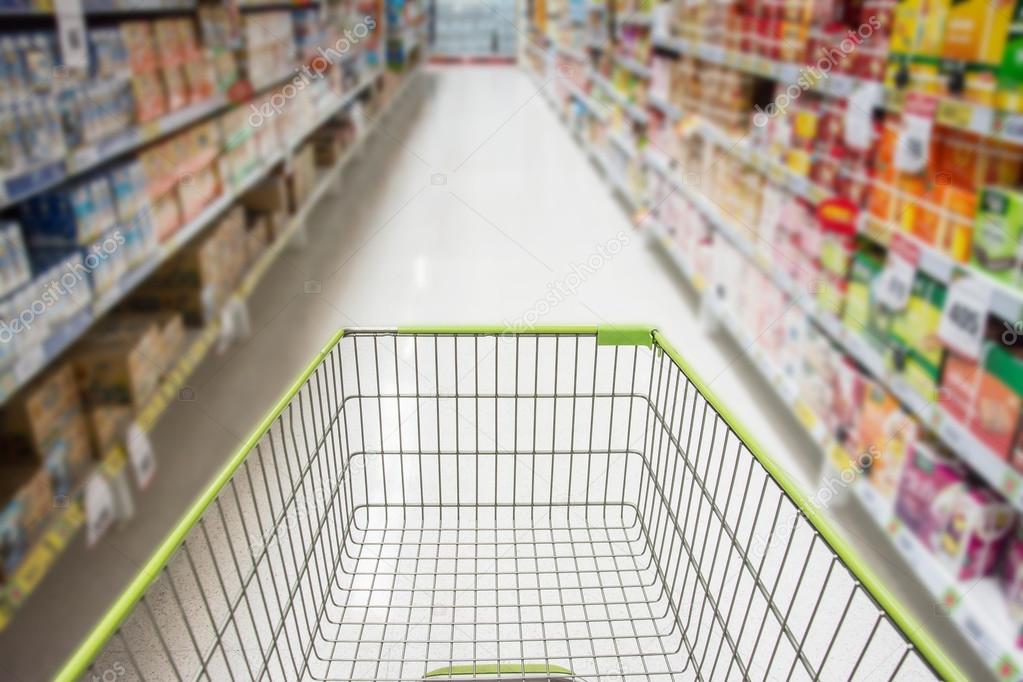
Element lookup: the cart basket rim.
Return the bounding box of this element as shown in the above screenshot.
[55,324,963,682]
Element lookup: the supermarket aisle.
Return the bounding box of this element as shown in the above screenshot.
[2,65,986,679]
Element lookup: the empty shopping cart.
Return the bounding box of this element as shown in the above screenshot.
[60,326,959,681]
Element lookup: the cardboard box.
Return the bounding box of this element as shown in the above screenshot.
[2,364,81,457]
[129,207,247,324]
[973,186,1023,286]
[245,213,271,264]
[43,411,93,498]
[89,406,132,456]
[72,319,164,411]
[288,144,317,212]
[0,464,52,535]
[240,174,289,213]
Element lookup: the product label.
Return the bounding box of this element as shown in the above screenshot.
[938,276,992,360]
[126,422,157,490]
[84,472,115,547]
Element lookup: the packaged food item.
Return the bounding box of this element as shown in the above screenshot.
[895,441,967,543]
[973,187,1023,286]
[858,382,918,499]
[932,483,1014,579]
[72,317,164,411]
[88,405,132,455]
[941,0,1014,66]
[1,364,80,456]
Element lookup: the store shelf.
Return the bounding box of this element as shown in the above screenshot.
[642,152,1022,676]
[563,81,610,121]
[614,54,651,79]
[0,71,381,408]
[646,146,1023,517]
[617,13,651,26]
[590,72,648,124]
[650,36,864,99]
[648,93,681,120]
[0,63,313,211]
[0,67,416,633]
[645,218,706,292]
[690,112,1023,324]
[851,481,1023,681]
[555,44,588,62]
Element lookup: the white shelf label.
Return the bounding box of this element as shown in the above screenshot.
[127,422,157,490]
[895,108,934,173]
[84,472,115,547]
[55,0,88,72]
[938,277,992,360]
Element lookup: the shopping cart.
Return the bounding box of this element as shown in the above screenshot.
[59,326,960,681]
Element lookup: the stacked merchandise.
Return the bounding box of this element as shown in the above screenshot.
[0,0,393,633]
[386,0,426,69]
[534,0,1023,674]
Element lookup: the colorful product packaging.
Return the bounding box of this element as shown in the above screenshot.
[933,483,1014,579]
[895,441,967,544]
[973,186,1023,287]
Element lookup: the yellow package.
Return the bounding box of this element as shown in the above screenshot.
[942,0,1014,65]
[891,0,925,55]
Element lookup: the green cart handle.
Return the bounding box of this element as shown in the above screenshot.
[424,663,578,680]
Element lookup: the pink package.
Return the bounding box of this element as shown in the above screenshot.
[895,442,967,545]
[1002,528,1023,641]
[932,486,1014,580]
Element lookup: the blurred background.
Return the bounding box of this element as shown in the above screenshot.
[2,0,1023,679]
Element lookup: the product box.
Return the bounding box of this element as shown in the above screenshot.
[1,363,81,457]
[888,272,947,399]
[72,318,164,411]
[978,342,1023,459]
[88,405,132,455]
[0,463,52,536]
[44,410,93,497]
[895,442,968,544]
[941,0,1014,66]
[240,174,289,214]
[973,186,1023,286]
[245,213,271,264]
[20,177,119,246]
[1003,525,1023,630]
[129,207,247,323]
[933,484,1014,579]
[288,144,317,211]
[0,463,53,581]
[859,382,918,499]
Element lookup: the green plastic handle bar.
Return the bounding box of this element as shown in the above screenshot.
[425,662,576,679]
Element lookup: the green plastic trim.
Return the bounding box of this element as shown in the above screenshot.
[596,325,653,347]
[425,663,575,678]
[651,330,965,682]
[55,328,348,682]
[397,325,599,335]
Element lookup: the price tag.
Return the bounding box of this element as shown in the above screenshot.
[894,94,937,174]
[938,277,991,360]
[845,82,882,151]
[874,237,919,312]
[54,0,88,72]
[895,113,933,173]
[84,472,115,547]
[126,422,157,490]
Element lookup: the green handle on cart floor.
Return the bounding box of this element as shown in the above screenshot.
[424,662,576,680]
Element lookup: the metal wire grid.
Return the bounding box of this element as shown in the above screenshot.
[81,330,937,681]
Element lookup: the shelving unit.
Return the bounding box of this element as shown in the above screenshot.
[0,66,420,631]
[525,2,1023,678]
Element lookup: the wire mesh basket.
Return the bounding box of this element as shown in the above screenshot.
[61,327,958,681]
